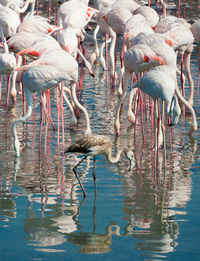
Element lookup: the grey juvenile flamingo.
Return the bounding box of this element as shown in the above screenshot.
[65,134,135,197]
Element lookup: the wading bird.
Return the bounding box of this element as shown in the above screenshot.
[65,134,135,197]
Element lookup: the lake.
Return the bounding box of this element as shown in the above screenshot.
[0,0,200,260]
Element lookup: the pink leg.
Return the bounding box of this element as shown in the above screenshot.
[178,0,181,17]
[36,0,38,14]
[56,86,60,145]
[0,76,1,103]
[180,54,184,97]
[48,0,51,20]
[180,54,185,117]
[41,94,56,130]
[105,33,109,89]
[54,1,57,25]
[44,119,49,155]
[6,74,11,106]
[60,82,65,153]
[139,92,145,143]
[134,90,140,139]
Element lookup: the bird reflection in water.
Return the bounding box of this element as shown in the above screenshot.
[68,224,120,254]
[115,125,197,257]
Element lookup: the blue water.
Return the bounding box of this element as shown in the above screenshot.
[0,1,200,260]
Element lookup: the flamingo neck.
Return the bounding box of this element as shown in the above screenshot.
[0,29,9,53]
[17,0,32,13]
[175,83,197,132]
[12,105,33,156]
[114,69,131,136]
[105,147,123,164]
[71,82,91,135]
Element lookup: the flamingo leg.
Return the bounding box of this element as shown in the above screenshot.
[154,99,158,164]
[11,55,22,103]
[114,69,131,136]
[93,156,97,196]
[161,100,166,165]
[56,86,60,145]
[6,74,11,106]
[40,94,56,130]
[73,155,88,197]
[184,50,194,106]
[60,82,65,151]
[0,75,1,102]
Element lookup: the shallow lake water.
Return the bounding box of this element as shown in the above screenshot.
[0,0,200,260]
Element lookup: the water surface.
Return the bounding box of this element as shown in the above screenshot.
[0,1,200,260]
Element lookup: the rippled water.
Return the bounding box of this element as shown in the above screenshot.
[0,1,200,260]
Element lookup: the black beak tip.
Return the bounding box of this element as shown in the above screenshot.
[168,123,174,126]
[90,73,95,78]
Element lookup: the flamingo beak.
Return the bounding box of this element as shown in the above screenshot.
[128,159,135,171]
[90,72,95,78]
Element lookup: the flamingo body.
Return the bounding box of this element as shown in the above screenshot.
[133,66,176,110]
[123,44,165,74]
[23,65,72,94]
[0,52,16,74]
[65,134,135,196]
[134,5,159,28]
[191,20,200,42]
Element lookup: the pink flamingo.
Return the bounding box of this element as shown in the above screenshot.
[57,27,95,77]
[12,64,74,156]
[15,49,92,144]
[6,10,62,102]
[114,43,165,136]
[129,65,197,149]
[8,32,62,102]
[0,26,16,104]
[154,16,195,106]
[0,0,35,13]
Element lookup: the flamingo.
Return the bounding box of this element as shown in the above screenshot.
[134,5,159,28]
[64,134,135,197]
[0,4,19,103]
[191,20,200,43]
[115,43,166,136]
[117,14,155,95]
[191,19,200,70]
[16,12,61,34]
[57,0,97,34]
[0,0,35,13]
[12,63,80,157]
[0,4,21,39]
[8,32,62,102]
[110,0,140,11]
[154,16,195,106]
[0,26,16,103]
[15,49,92,137]
[57,27,95,77]
[129,65,197,149]
[5,9,62,102]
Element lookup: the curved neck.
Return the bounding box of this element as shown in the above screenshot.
[114,69,131,135]
[71,82,91,135]
[12,105,33,156]
[105,147,123,164]
[0,29,9,53]
[175,83,197,131]
[16,0,31,13]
